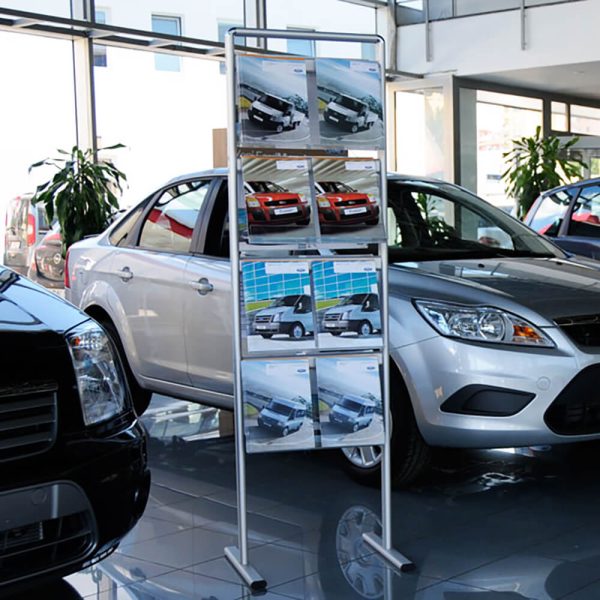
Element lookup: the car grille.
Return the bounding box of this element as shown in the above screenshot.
[545,364,600,435]
[0,483,96,586]
[264,199,298,207]
[0,382,57,462]
[334,198,368,207]
[324,313,342,322]
[555,314,600,348]
[254,315,273,323]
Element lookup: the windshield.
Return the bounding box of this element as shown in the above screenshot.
[248,181,286,194]
[267,401,293,416]
[338,294,368,306]
[259,95,290,112]
[270,295,300,308]
[334,95,364,112]
[319,181,356,194]
[386,180,565,263]
[339,398,362,413]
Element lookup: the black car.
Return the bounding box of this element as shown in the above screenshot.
[0,267,149,596]
[525,178,600,259]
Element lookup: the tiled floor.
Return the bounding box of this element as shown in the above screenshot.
[28,395,600,599]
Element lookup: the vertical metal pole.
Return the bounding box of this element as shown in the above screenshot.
[425,0,432,62]
[520,0,526,51]
[223,29,266,591]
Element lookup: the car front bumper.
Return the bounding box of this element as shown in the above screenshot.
[392,329,600,449]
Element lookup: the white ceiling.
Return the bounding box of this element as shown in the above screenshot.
[475,60,600,101]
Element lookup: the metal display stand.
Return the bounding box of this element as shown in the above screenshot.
[224,28,413,591]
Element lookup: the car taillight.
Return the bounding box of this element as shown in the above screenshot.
[64,248,70,288]
[27,213,36,246]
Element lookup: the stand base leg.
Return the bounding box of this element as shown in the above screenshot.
[362,532,415,573]
[224,546,267,591]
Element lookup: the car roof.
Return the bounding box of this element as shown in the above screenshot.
[271,397,304,408]
[341,393,376,406]
[165,169,452,189]
[541,177,600,197]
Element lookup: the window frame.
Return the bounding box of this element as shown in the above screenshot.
[566,184,600,238]
[151,13,183,72]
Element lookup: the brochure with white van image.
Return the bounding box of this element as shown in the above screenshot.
[237,55,310,147]
[313,260,382,350]
[313,157,384,242]
[241,261,316,353]
[316,58,384,149]
[242,359,315,453]
[316,356,384,449]
[241,156,317,244]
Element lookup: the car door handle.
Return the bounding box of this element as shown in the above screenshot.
[190,277,214,295]
[116,267,133,282]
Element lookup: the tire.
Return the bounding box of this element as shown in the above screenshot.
[340,365,431,487]
[357,320,372,337]
[276,124,283,133]
[352,423,359,433]
[260,334,273,339]
[351,124,358,133]
[289,322,305,339]
[365,218,379,225]
[281,427,290,437]
[99,318,152,416]
[297,218,310,226]
[331,331,342,336]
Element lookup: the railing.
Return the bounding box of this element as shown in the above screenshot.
[397,0,581,25]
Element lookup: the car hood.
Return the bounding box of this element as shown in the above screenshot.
[332,405,357,418]
[390,256,600,324]
[260,408,286,422]
[0,268,88,333]
[256,307,288,318]
[252,101,282,117]
[327,304,360,315]
[328,102,357,117]
[253,193,300,202]
[323,193,368,202]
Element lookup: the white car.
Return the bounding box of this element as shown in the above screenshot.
[67,169,600,485]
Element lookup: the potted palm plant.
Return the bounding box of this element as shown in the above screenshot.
[29,144,126,255]
[502,126,585,219]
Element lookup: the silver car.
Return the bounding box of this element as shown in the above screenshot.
[66,170,600,485]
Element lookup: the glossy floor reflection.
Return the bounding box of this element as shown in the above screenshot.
[40,395,600,598]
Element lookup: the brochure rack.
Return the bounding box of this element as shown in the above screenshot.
[224,28,413,590]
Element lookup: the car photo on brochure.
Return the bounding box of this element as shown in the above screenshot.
[242,359,316,453]
[316,356,384,449]
[241,260,316,352]
[316,58,384,149]
[313,157,385,241]
[241,156,317,243]
[312,260,383,350]
[237,55,310,147]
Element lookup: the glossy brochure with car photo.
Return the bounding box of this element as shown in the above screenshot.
[241,260,316,353]
[241,156,317,244]
[315,58,384,150]
[313,157,384,242]
[237,55,310,148]
[242,359,315,453]
[316,355,384,449]
[313,260,383,350]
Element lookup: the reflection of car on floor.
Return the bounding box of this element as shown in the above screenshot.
[323,94,377,133]
[245,181,311,229]
[66,168,600,487]
[315,181,379,228]
[257,397,306,436]
[329,394,376,432]
[524,178,600,259]
[252,294,313,339]
[248,94,304,133]
[0,267,149,595]
[322,293,380,337]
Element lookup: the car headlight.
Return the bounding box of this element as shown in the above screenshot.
[246,197,260,207]
[272,312,282,322]
[341,311,352,320]
[318,198,331,208]
[414,300,555,348]
[67,321,127,426]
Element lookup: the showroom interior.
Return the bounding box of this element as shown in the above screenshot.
[4,0,600,598]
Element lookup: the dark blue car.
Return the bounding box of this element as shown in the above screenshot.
[525,178,600,259]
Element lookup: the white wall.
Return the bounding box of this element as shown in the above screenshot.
[397,0,600,77]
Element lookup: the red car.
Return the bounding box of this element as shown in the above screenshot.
[315,181,379,227]
[244,180,311,229]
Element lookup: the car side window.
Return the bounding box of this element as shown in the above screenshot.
[138,179,210,253]
[569,185,600,238]
[203,180,229,258]
[109,203,146,247]
[528,191,572,236]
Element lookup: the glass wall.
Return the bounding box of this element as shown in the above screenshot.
[0,31,77,257]
[0,0,72,18]
[93,47,227,207]
[395,87,447,180]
